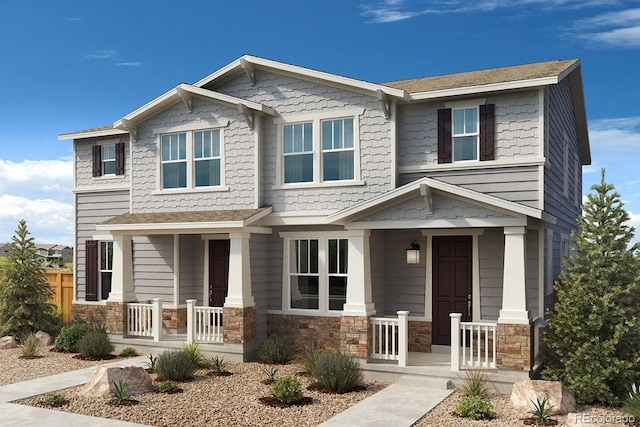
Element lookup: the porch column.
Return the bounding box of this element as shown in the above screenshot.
[342,230,375,316]
[498,226,530,324]
[224,232,255,308]
[108,234,135,302]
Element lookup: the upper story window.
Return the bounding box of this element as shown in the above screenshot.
[159,128,224,190]
[278,110,362,187]
[438,102,494,164]
[92,142,125,177]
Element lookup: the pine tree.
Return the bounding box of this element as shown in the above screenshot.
[0,220,60,339]
[543,169,640,405]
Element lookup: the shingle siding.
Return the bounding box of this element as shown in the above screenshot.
[75,137,130,189]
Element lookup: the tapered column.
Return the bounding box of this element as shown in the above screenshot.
[108,234,135,302]
[224,232,255,308]
[342,230,375,316]
[498,227,530,324]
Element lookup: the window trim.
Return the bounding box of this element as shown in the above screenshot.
[99,240,113,301]
[92,140,125,179]
[275,109,363,188]
[101,145,117,176]
[451,106,480,163]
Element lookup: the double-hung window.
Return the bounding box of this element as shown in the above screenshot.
[322,119,354,181]
[438,102,494,164]
[283,123,313,183]
[286,236,349,313]
[102,145,116,175]
[99,241,113,301]
[92,142,125,177]
[159,128,224,190]
[452,107,479,162]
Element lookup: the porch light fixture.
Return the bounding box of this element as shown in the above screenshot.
[406,240,420,264]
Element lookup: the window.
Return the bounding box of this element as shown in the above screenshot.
[159,128,224,190]
[92,142,125,177]
[99,241,113,300]
[102,145,116,175]
[438,103,494,164]
[322,119,354,181]
[452,108,478,162]
[286,236,349,313]
[278,110,361,186]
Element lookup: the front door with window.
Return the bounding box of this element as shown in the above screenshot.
[432,236,472,345]
[209,240,230,307]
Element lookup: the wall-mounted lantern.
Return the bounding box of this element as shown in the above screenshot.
[406,240,420,264]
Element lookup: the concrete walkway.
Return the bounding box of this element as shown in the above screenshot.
[319,375,454,427]
[1,358,453,426]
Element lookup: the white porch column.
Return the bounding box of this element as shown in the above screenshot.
[186,299,196,344]
[342,230,376,316]
[224,232,255,308]
[108,234,135,302]
[450,313,461,372]
[498,226,530,324]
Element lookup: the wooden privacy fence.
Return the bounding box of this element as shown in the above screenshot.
[46,271,73,322]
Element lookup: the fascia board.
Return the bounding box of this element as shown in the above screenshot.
[242,206,273,226]
[58,128,128,141]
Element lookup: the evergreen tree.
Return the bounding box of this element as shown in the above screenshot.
[543,170,640,405]
[0,220,60,339]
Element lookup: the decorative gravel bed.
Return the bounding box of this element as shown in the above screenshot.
[10,352,387,427]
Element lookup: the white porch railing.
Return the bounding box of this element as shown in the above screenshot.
[450,313,497,371]
[370,311,408,367]
[186,299,224,344]
[126,298,162,341]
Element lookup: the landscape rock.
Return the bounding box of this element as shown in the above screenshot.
[511,378,576,415]
[0,336,18,349]
[35,331,53,346]
[80,366,154,397]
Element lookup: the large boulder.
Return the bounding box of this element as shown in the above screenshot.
[0,336,17,349]
[80,366,154,397]
[35,331,53,346]
[511,378,576,416]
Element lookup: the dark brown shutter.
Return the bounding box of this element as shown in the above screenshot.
[479,104,495,161]
[115,142,125,175]
[85,240,98,301]
[92,146,102,177]
[437,108,452,164]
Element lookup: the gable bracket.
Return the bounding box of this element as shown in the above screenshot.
[238,104,254,131]
[176,86,193,113]
[376,89,391,119]
[419,184,433,215]
[240,58,255,86]
[120,118,137,142]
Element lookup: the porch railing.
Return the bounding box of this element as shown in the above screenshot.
[370,311,408,367]
[126,298,162,341]
[450,313,496,371]
[186,299,224,344]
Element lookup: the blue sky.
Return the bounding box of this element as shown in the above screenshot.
[0,0,639,246]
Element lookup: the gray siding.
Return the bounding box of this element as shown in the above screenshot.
[75,136,130,189]
[179,235,204,304]
[75,190,130,300]
[267,234,284,311]
[132,235,175,304]
[250,233,272,341]
[526,230,539,317]
[478,229,504,320]
[370,229,387,315]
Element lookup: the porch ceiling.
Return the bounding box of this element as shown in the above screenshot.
[96,207,272,234]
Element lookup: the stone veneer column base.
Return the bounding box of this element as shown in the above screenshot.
[71,303,107,326]
[105,301,126,335]
[162,307,187,333]
[223,306,257,344]
[340,316,371,359]
[267,314,341,351]
[408,320,432,352]
[496,323,531,371]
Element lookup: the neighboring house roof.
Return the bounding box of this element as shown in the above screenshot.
[97,207,272,233]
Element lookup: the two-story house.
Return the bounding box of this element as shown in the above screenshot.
[60,55,589,374]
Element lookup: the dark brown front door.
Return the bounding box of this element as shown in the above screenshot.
[209,240,230,307]
[432,236,472,345]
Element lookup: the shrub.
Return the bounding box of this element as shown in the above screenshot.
[146,354,158,371]
[21,333,42,358]
[183,343,206,368]
[270,376,303,404]
[296,340,325,374]
[54,322,94,353]
[119,347,138,357]
[457,370,489,398]
[155,349,196,381]
[210,356,229,374]
[77,327,114,358]
[623,384,640,419]
[42,392,67,406]
[528,397,555,425]
[258,336,294,364]
[111,379,132,405]
[311,352,363,392]
[455,395,495,420]
[158,380,180,393]
[262,367,278,383]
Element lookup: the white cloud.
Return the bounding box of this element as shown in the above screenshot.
[573,8,640,48]
[0,158,73,246]
[588,117,640,151]
[117,62,143,67]
[85,50,117,60]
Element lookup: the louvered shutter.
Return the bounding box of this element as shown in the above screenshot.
[479,104,495,161]
[115,142,125,175]
[85,240,99,301]
[437,108,452,164]
[92,146,102,177]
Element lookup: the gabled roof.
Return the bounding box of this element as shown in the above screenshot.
[327,177,541,224]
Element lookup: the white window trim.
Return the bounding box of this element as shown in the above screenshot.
[156,127,227,192]
[92,139,126,181]
[444,98,486,164]
[275,109,364,188]
[279,231,353,316]
[102,144,116,176]
[451,106,480,163]
[99,240,113,301]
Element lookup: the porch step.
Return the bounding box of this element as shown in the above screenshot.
[319,375,452,427]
